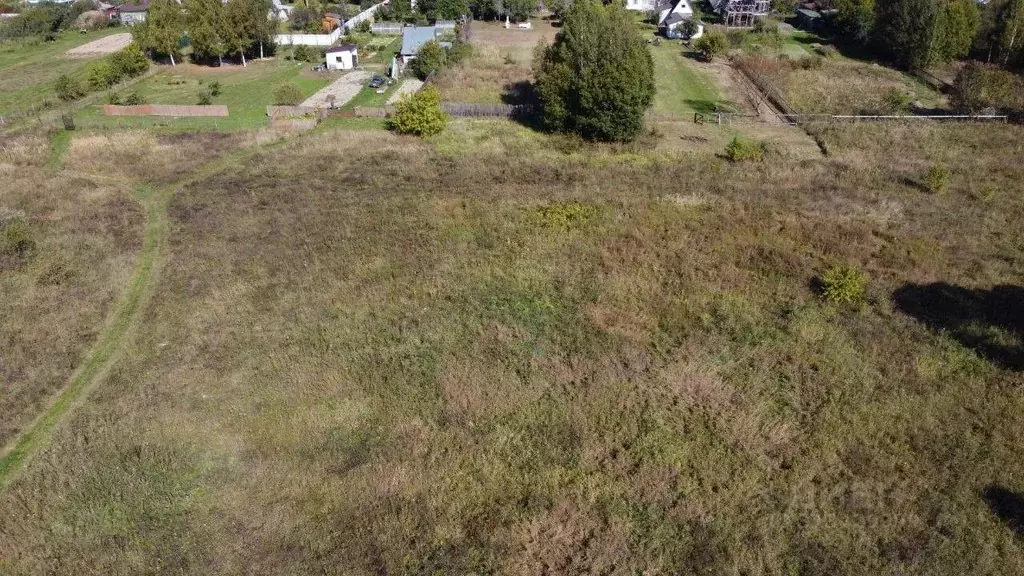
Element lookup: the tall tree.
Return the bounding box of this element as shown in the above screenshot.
[534,0,655,141]
[977,0,1024,66]
[143,0,186,65]
[186,0,227,65]
[224,0,253,65]
[874,0,979,69]
[834,0,875,45]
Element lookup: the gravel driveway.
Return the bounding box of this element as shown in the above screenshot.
[301,71,370,108]
[386,79,423,104]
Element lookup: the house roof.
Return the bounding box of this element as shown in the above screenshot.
[797,8,821,17]
[664,12,687,24]
[401,26,438,56]
[118,1,149,12]
[326,43,358,54]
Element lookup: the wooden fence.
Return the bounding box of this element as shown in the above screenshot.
[353,102,535,120]
[371,22,405,34]
[104,104,229,117]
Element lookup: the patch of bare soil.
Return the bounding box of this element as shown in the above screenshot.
[66,33,132,57]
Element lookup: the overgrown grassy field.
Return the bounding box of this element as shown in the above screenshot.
[0,28,127,119]
[0,118,1023,574]
[74,59,332,131]
[434,20,556,105]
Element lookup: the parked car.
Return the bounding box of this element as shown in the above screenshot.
[368,74,385,89]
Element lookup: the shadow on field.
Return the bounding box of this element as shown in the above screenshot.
[983,485,1024,535]
[892,283,1024,370]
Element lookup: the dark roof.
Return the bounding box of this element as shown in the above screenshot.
[118,1,148,12]
[665,12,687,24]
[797,8,821,17]
[326,43,357,54]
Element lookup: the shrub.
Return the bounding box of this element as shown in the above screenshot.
[292,44,322,63]
[884,87,912,113]
[355,19,371,33]
[695,29,728,61]
[950,62,1023,113]
[123,91,145,105]
[54,74,85,101]
[724,136,765,162]
[388,85,448,137]
[106,91,121,105]
[109,43,149,78]
[411,40,447,80]
[820,264,869,305]
[196,90,212,105]
[209,80,221,96]
[87,61,119,90]
[926,162,950,194]
[532,201,599,230]
[273,83,304,105]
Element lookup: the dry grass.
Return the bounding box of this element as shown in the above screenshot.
[1,120,1024,574]
[434,20,556,105]
[0,132,143,448]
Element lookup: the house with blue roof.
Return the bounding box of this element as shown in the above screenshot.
[400,26,451,65]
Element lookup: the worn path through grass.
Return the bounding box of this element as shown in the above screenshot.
[0,138,273,488]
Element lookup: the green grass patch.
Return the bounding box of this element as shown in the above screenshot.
[649,42,737,117]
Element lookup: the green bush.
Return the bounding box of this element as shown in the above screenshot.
[54,74,85,101]
[196,90,212,105]
[411,40,447,80]
[695,29,728,61]
[884,87,912,113]
[793,55,825,70]
[209,80,221,96]
[532,201,599,230]
[109,43,149,78]
[292,44,323,63]
[820,264,869,305]
[86,61,118,90]
[106,90,122,105]
[950,62,1023,113]
[927,162,950,194]
[122,91,145,105]
[388,85,448,137]
[273,83,304,105]
[725,136,765,162]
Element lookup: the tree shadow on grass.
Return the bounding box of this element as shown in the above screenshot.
[983,485,1024,535]
[684,99,723,114]
[892,283,1024,370]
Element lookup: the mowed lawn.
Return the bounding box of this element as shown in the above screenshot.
[1,120,1023,574]
[0,28,127,118]
[650,42,736,117]
[76,58,332,130]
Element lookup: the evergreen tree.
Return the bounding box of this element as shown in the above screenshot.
[534,0,655,141]
[224,0,256,65]
[874,0,978,69]
[186,0,228,65]
[144,0,186,65]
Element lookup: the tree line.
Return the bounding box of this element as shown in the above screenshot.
[131,0,276,66]
[833,0,1024,70]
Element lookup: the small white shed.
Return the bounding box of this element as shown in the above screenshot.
[325,43,358,71]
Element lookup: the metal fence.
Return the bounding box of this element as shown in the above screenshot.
[371,22,405,34]
[697,111,1009,126]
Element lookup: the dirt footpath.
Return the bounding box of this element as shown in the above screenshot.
[66,33,132,57]
[301,71,370,108]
